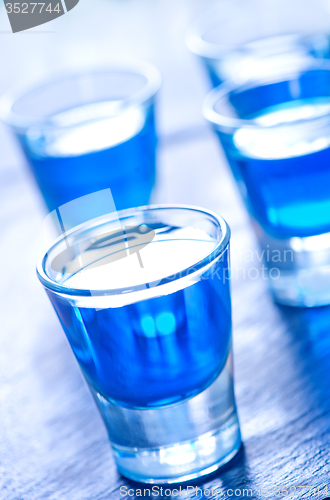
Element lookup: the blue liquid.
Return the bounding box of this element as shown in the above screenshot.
[19,104,157,213]
[203,34,330,88]
[46,227,231,409]
[218,80,330,238]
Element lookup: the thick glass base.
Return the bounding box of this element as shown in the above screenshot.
[91,351,241,483]
[257,227,330,307]
[112,418,240,484]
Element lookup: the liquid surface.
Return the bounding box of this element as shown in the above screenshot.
[221,97,330,238]
[205,34,330,87]
[21,101,156,212]
[63,226,216,290]
[48,225,231,408]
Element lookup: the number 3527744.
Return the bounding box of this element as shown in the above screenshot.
[5,3,62,14]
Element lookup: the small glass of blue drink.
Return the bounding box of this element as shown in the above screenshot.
[203,60,330,307]
[37,205,241,483]
[0,61,161,213]
[186,0,330,87]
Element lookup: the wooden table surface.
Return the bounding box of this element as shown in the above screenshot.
[1,1,330,498]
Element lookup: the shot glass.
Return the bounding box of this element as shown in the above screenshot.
[203,59,330,307]
[0,61,161,213]
[186,0,330,87]
[36,204,241,483]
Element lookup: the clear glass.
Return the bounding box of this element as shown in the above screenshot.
[187,0,330,87]
[0,61,161,213]
[36,205,241,483]
[203,59,330,307]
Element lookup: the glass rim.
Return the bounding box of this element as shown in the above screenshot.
[36,204,231,299]
[0,59,162,130]
[186,8,330,59]
[202,59,330,131]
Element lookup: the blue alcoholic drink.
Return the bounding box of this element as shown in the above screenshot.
[38,206,241,483]
[204,63,330,306]
[220,97,330,239]
[20,102,156,213]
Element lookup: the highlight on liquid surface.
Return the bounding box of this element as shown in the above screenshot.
[47,221,232,408]
[20,101,156,212]
[203,34,330,87]
[220,96,330,239]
